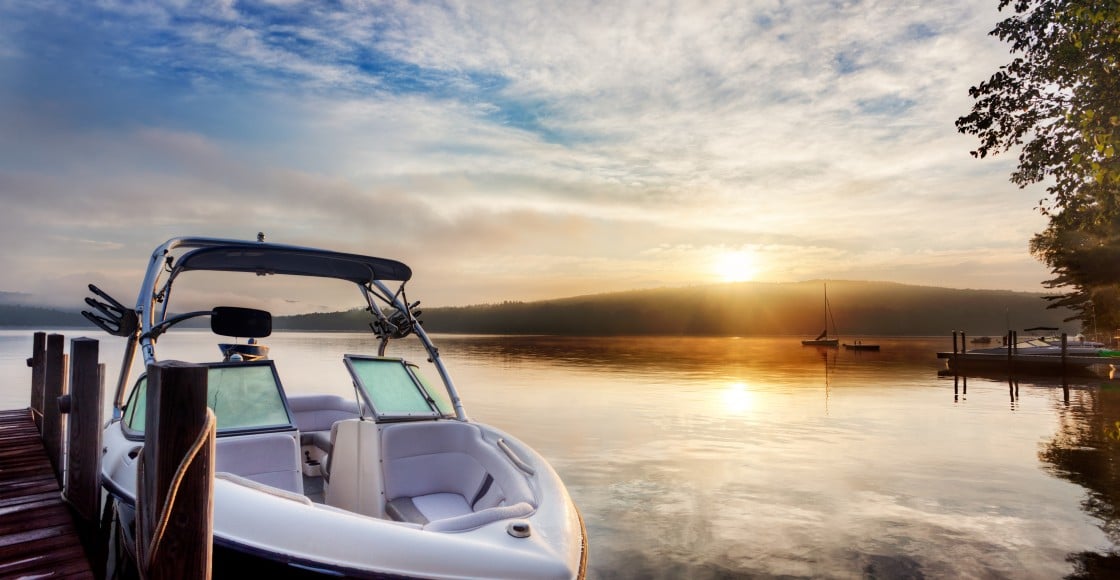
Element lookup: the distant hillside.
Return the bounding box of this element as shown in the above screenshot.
[417,281,1074,337]
[0,304,89,328]
[0,281,1078,337]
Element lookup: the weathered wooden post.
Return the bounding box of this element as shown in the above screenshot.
[43,333,68,482]
[138,361,214,580]
[1007,330,1014,374]
[26,331,46,432]
[1060,333,1068,376]
[60,337,104,577]
[951,331,958,373]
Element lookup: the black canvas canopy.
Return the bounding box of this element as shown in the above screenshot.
[171,244,412,283]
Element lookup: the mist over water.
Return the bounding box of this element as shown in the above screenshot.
[2,330,1118,578]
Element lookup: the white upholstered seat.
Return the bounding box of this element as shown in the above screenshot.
[287,394,361,452]
[215,431,303,494]
[379,421,535,530]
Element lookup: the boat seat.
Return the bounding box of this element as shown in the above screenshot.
[287,394,361,453]
[380,421,535,531]
[323,419,385,517]
[215,431,303,495]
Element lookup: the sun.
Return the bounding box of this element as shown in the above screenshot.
[713,250,758,283]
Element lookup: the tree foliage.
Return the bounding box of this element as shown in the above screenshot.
[957,0,1120,332]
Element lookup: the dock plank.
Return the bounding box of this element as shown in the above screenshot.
[0,409,95,579]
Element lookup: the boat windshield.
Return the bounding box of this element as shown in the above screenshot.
[122,360,294,435]
[343,355,453,421]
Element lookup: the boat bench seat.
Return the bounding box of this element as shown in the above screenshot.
[380,421,535,531]
[215,431,303,494]
[287,394,361,453]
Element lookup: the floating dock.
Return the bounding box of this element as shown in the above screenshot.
[0,408,95,578]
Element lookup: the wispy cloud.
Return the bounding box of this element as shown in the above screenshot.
[0,0,1045,308]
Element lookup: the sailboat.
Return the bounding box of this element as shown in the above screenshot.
[801,283,839,347]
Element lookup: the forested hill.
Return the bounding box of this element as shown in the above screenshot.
[0,304,88,328]
[277,280,1075,337]
[0,281,1076,336]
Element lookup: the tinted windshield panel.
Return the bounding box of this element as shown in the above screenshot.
[121,361,292,434]
[345,357,438,420]
[208,364,291,430]
[409,363,453,416]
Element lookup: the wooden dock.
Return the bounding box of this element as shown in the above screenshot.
[937,330,1116,377]
[0,408,95,578]
[0,331,215,578]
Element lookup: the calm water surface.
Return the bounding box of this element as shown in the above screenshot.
[2,330,1119,579]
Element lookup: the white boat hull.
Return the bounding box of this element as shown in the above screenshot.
[102,421,586,579]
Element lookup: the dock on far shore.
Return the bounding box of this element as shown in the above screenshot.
[937,330,1117,377]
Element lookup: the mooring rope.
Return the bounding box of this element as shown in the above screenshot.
[135,408,216,578]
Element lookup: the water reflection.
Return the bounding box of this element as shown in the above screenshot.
[947,365,1120,579]
[718,381,752,415]
[1038,383,1120,578]
[4,331,1120,578]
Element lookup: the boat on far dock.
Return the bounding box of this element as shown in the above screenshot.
[938,329,1115,376]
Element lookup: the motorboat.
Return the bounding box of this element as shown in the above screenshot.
[968,337,1106,356]
[85,236,587,578]
[842,342,880,351]
[218,339,269,361]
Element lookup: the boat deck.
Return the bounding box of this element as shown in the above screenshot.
[0,408,95,578]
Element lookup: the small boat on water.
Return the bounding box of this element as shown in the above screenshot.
[802,283,840,347]
[843,341,880,351]
[84,236,587,579]
[218,339,269,361]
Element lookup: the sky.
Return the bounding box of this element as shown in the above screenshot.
[0,0,1055,313]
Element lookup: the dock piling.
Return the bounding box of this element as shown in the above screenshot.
[63,337,105,576]
[28,331,45,432]
[42,333,68,482]
[138,361,214,579]
[1061,333,1068,375]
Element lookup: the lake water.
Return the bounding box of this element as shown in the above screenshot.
[2,329,1119,579]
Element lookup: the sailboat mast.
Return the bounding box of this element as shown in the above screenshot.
[824,283,839,340]
[824,283,828,337]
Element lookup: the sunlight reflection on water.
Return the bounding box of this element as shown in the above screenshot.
[1,331,1118,578]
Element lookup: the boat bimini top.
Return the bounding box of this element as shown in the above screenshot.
[82,235,465,422]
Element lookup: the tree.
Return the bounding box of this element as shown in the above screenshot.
[957,0,1120,332]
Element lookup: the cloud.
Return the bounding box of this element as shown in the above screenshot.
[0,0,1049,308]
